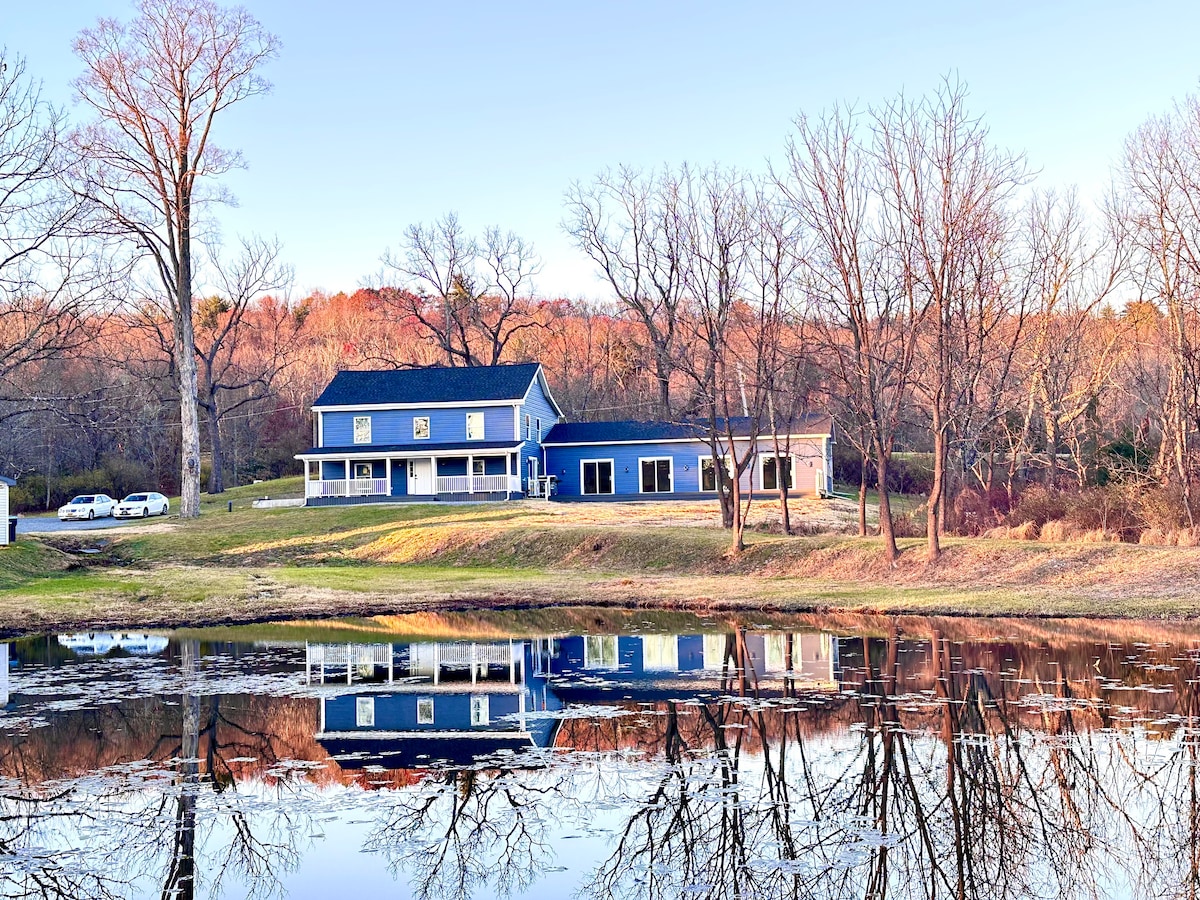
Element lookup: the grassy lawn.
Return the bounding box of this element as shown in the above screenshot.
[4,475,1200,632]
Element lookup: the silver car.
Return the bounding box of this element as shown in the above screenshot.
[58,494,116,520]
[113,492,171,518]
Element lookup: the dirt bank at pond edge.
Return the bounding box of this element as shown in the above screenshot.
[8,513,1200,633]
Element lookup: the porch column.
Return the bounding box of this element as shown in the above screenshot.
[303,459,311,498]
[505,453,512,499]
[467,454,474,493]
[430,457,436,495]
[344,458,351,494]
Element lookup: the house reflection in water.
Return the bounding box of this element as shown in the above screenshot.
[305,630,839,769]
[306,639,564,769]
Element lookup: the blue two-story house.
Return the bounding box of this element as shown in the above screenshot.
[298,362,835,504]
[298,362,563,504]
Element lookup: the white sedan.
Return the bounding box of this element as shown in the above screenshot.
[58,494,117,521]
[114,492,171,518]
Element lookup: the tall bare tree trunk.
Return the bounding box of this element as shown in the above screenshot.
[859,457,869,537]
[927,423,945,561]
[876,448,899,563]
[175,236,202,517]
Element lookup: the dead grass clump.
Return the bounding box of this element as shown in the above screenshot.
[1038,520,1071,542]
[1080,528,1119,543]
[1008,521,1039,541]
[981,526,1009,540]
[1139,527,1171,546]
[1178,528,1200,547]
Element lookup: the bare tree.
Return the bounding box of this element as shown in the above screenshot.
[782,103,926,563]
[872,79,1030,560]
[196,236,298,493]
[72,0,280,518]
[379,213,544,367]
[565,166,687,417]
[0,52,114,427]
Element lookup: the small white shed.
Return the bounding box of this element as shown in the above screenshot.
[0,476,13,547]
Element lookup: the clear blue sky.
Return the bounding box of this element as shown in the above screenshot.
[7,1,1200,299]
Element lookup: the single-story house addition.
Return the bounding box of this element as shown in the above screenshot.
[541,416,834,501]
[297,362,834,504]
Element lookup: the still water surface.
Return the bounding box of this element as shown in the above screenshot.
[1,611,1197,899]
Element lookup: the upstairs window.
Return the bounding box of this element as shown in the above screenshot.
[524,414,532,441]
[413,416,430,440]
[416,697,434,725]
[470,695,490,726]
[353,416,371,444]
[640,458,673,493]
[356,697,375,728]
[535,417,541,440]
[466,412,484,440]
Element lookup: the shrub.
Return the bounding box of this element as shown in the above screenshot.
[952,486,1010,535]
[1008,485,1068,528]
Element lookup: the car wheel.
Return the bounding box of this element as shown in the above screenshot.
[141,507,149,518]
[88,510,94,520]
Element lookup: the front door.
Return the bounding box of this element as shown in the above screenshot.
[409,458,433,495]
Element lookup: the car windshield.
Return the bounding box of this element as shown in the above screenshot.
[124,495,147,502]
[70,496,94,504]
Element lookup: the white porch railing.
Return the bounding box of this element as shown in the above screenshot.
[306,478,389,498]
[436,474,520,494]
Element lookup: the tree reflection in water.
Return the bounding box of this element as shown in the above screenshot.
[0,639,317,900]
[5,626,1200,898]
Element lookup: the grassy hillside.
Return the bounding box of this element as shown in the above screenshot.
[5,476,1200,632]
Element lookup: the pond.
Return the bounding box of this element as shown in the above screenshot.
[1,609,1198,899]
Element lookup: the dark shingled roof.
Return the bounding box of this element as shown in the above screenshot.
[314,362,542,407]
[543,413,833,445]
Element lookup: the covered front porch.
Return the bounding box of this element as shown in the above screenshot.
[300,446,524,503]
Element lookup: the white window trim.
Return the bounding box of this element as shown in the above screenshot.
[352,415,371,444]
[466,411,485,441]
[472,458,486,476]
[524,414,532,441]
[583,634,620,670]
[416,697,434,724]
[698,454,733,492]
[353,462,373,480]
[413,416,430,440]
[534,417,541,440]
[638,456,674,494]
[356,696,375,728]
[470,694,490,726]
[760,453,796,491]
[580,458,616,495]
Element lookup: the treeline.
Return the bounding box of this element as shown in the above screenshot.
[6,16,1200,559]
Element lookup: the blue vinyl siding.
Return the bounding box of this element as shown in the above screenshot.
[437,458,468,477]
[322,404,514,447]
[518,378,560,482]
[545,437,831,498]
[320,461,346,480]
[324,693,523,733]
[545,440,746,497]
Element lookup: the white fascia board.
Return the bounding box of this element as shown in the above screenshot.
[309,400,516,415]
[541,433,830,448]
[524,365,565,419]
[295,445,521,461]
